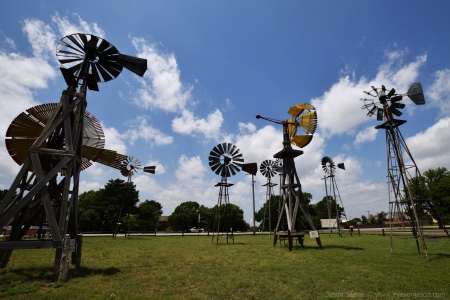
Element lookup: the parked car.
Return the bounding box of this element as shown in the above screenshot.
[189,227,204,233]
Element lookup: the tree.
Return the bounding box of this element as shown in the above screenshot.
[78,178,140,232]
[313,195,345,219]
[210,203,249,232]
[255,195,281,231]
[408,167,450,228]
[137,200,163,231]
[361,215,368,224]
[376,211,387,225]
[168,201,200,232]
[256,193,320,231]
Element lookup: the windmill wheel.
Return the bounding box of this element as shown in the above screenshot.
[260,159,277,178]
[56,33,123,83]
[321,156,335,176]
[286,103,318,148]
[120,156,141,178]
[208,143,244,177]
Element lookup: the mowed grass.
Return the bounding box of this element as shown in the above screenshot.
[0,233,449,299]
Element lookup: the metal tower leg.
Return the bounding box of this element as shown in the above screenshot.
[0,84,84,276]
[273,124,322,249]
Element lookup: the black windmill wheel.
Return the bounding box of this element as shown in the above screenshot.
[321,156,336,176]
[209,143,244,177]
[260,160,278,178]
[56,33,147,88]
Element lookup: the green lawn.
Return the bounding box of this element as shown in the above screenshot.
[0,233,449,299]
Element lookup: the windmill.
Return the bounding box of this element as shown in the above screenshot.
[260,159,278,236]
[115,156,155,238]
[208,142,256,244]
[360,83,449,260]
[321,156,346,237]
[256,103,322,250]
[0,33,147,279]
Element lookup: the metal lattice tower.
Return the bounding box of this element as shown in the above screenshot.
[257,103,322,249]
[321,157,347,237]
[260,160,278,236]
[208,142,257,244]
[361,83,450,260]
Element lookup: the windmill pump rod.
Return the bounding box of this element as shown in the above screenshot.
[256,114,299,126]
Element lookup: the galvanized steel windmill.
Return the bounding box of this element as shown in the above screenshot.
[0,33,147,279]
[117,156,156,238]
[208,142,256,244]
[260,159,278,235]
[360,83,449,260]
[321,156,346,236]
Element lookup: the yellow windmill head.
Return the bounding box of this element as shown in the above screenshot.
[286,103,317,148]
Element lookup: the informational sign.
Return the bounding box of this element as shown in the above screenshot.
[309,230,319,238]
[69,238,76,253]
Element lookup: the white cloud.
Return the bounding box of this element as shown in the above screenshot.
[51,13,105,39]
[79,180,102,194]
[311,51,426,138]
[131,37,192,112]
[126,116,173,146]
[238,122,256,134]
[133,175,163,198]
[225,98,235,111]
[172,109,223,140]
[22,19,56,59]
[143,159,166,175]
[4,37,16,49]
[427,69,450,117]
[103,125,128,154]
[353,126,378,147]
[404,117,450,171]
[175,155,207,183]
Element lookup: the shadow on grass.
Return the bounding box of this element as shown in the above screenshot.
[282,245,365,251]
[5,266,120,282]
[212,243,246,246]
[70,266,120,278]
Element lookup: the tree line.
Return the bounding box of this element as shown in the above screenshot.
[1,167,448,232]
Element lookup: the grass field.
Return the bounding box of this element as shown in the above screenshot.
[0,232,449,299]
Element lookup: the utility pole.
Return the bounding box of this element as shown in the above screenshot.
[367,211,370,218]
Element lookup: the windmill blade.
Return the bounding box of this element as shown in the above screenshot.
[228,164,237,176]
[216,143,225,155]
[114,53,147,77]
[229,144,239,156]
[287,103,316,117]
[82,145,117,163]
[229,163,241,174]
[291,135,313,148]
[299,110,317,134]
[242,163,257,175]
[221,142,228,154]
[211,164,223,175]
[232,153,244,163]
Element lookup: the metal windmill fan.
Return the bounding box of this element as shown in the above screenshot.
[5,103,127,172]
[120,156,156,178]
[287,103,318,148]
[260,159,278,178]
[57,33,147,90]
[209,143,243,177]
[360,83,425,121]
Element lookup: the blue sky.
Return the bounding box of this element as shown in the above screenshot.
[1,2,450,223]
